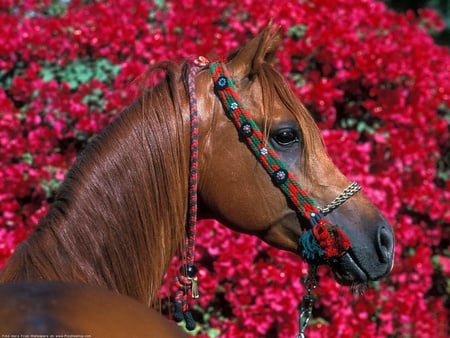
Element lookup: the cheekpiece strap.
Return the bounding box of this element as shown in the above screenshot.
[209,62,351,263]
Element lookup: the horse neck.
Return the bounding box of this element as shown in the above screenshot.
[1,79,191,305]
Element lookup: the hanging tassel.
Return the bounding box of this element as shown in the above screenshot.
[173,277,196,330]
[299,219,351,262]
[173,291,186,323]
[313,219,351,259]
[173,264,199,331]
[299,230,324,262]
[173,295,196,331]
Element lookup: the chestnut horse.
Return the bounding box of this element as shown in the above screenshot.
[0,27,394,335]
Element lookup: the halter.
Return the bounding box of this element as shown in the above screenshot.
[174,58,361,334]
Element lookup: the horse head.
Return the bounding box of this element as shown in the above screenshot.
[196,26,394,286]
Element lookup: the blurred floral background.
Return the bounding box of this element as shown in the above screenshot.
[0,0,448,337]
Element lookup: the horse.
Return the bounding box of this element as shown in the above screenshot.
[0,26,394,335]
[0,281,186,336]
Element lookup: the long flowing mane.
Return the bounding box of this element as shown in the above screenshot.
[0,62,190,304]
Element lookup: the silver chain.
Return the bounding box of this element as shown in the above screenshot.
[296,264,318,338]
[296,183,360,337]
[318,182,361,215]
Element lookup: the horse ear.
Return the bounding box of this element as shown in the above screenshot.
[227,24,281,80]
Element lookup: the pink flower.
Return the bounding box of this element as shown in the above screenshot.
[0,1,448,336]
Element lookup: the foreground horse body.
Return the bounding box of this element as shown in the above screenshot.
[0,281,186,336]
[0,27,394,335]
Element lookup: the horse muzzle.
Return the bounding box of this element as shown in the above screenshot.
[330,220,395,286]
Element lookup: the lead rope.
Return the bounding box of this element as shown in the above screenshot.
[173,56,209,331]
[297,264,318,338]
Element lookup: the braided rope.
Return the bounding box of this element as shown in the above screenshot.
[209,62,351,262]
[186,58,203,267]
[173,57,209,331]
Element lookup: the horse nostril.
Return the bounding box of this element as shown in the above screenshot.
[377,225,394,264]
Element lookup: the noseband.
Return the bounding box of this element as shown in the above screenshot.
[174,59,361,334]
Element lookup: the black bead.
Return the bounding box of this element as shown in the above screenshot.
[240,123,253,137]
[272,169,288,185]
[216,76,228,90]
[180,263,198,277]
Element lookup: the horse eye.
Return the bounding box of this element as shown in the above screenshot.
[273,128,299,146]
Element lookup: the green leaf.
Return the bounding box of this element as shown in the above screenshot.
[287,24,308,40]
[41,177,62,198]
[206,328,221,338]
[154,0,164,8]
[40,58,121,90]
[22,153,33,165]
[291,73,306,88]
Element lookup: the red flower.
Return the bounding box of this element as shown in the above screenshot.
[0,1,448,336]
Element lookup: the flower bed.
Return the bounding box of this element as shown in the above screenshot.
[0,0,448,337]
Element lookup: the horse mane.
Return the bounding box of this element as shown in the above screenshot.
[0,62,190,305]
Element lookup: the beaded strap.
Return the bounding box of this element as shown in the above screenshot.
[209,62,351,262]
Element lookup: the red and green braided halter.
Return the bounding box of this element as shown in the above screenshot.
[209,62,352,262]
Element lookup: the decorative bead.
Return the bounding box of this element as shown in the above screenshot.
[240,123,253,137]
[186,264,198,277]
[260,147,268,156]
[180,263,198,277]
[272,169,288,185]
[194,56,209,67]
[216,76,228,90]
[309,212,323,226]
[230,102,238,110]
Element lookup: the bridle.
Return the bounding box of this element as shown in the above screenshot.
[174,58,361,336]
